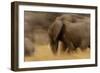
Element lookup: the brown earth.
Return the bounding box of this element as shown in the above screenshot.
[24,44,90,61]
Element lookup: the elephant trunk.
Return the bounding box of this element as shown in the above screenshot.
[49,37,58,54]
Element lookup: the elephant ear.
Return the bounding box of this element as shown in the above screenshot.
[49,18,63,41]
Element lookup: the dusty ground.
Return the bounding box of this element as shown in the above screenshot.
[24,44,90,61]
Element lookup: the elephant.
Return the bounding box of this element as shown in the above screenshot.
[24,11,61,56]
[48,14,90,54]
[24,37,35,56]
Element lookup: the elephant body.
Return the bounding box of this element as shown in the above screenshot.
[49,14,90,54]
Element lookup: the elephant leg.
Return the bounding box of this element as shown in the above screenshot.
[88,44,90,48]
[60,42,67,53]
[67,42,76,53]
[80,40,89,51]
[25,47,34,56]
[51,47,58,55]
[51,41,59,55]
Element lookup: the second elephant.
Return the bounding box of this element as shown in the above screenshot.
[48,14,90,54]
[24,12,61,56]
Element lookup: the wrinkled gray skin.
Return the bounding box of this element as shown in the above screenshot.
[24,12,61,56]
[48,14,90,54]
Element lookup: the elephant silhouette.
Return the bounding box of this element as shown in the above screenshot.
[48,14,90,54]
